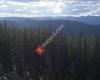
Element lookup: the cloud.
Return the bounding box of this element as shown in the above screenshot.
[0,0,100,17]
[0,4,8,8]
[8,0,38,2]
[0,13,38,17]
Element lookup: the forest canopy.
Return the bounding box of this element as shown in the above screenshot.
[0,21,100,80]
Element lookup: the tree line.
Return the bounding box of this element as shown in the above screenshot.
[0,22,100,80]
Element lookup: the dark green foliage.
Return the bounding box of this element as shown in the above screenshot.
[0,22,100,80]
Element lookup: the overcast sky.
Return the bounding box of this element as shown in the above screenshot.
[0,0,100,17]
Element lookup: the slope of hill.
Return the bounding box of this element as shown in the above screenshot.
[0,17,100,37]
[0,16,100,25]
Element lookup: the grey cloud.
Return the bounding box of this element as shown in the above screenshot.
[8,0,40,2]
[0,0,100,17]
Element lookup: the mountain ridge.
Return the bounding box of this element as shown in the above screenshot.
[0,17,100,37]
[0,16,100,25]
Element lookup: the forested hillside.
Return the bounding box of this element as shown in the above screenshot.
[0,21,100,80]
[0,19,100,37]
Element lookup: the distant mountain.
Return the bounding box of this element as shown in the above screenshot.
[34,16,100,25]
[0,16,100,25]
[60,16,100,25]
[0,17,100,37]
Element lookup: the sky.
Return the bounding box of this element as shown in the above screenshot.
[0,0,100,17]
